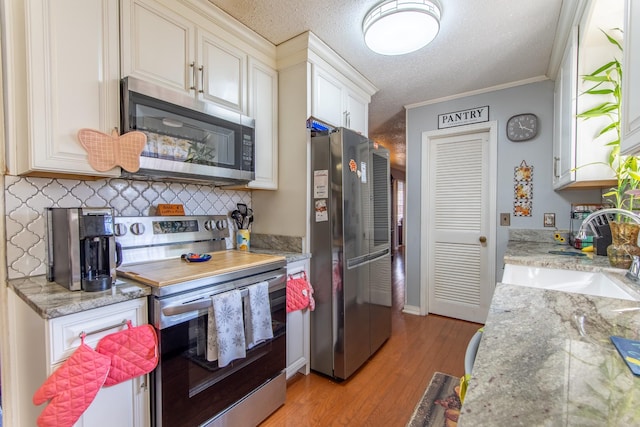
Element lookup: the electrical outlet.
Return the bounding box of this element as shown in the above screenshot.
[500,213,510,226]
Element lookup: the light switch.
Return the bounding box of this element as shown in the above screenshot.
[500,213,510,226]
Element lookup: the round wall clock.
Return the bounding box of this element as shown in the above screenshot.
[506,113,538,142]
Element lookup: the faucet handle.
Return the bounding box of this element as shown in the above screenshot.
[626,255,640,282]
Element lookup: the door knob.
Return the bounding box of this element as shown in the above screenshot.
[479,236,487,243]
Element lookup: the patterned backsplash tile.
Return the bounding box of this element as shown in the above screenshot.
[4,175,251,279]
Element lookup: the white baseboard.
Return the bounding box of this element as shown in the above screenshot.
[402,305,423,316]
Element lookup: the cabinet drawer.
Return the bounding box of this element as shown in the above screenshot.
[49,298,147,366]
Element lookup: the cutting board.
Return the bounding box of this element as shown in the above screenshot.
[117,250,285,287]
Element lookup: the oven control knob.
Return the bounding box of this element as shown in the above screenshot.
[113,223,127,237]
[203,220,215,231]
[216,219,227,230]
[130,222,145,235]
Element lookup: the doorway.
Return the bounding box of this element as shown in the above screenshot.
[420,122,497,323]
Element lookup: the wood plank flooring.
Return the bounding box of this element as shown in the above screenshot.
[261,249,483,426]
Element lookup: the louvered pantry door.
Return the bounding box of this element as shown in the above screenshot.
[427,130,492,323]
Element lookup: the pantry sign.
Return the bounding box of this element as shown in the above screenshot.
[438,106,489,129]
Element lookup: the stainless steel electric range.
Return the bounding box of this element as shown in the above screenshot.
[114,215,287,427]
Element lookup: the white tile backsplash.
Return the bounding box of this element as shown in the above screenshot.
[4,175,250,279]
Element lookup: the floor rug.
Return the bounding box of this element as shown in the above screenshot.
[406,372,461,427]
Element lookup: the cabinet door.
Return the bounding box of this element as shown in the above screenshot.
[120,0,196,95]
[345,90,368,136]
[247,58,278,189]
[16,0,120,176]
[553,27,578,189]
[312,66,344,128]
[286,260,310,379]
[198,29,247,112]
[49,298,150,427]
[621,0,640,154]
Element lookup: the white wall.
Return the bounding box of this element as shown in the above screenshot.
[405,80,603,308]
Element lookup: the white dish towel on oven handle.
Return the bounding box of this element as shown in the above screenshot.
[244,281,274,349]
[206,289,246,367]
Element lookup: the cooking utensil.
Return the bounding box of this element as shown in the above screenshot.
[231,210,243,229]
[237,203,248,216]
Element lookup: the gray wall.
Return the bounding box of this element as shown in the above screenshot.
[405,79,602,309]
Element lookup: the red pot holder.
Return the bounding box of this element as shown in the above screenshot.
[286,271,315,313]
[95,320,159,386]
[33,334,111,427]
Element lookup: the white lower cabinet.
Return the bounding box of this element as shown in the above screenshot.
[286,259,311,379]
[8,293,150,427]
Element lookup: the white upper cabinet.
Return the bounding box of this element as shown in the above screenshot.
[247,58,278,190]
[2,0,121,177]
[553,26,578,189]
[121,0,247,113]
[312,63,370,136]
[120,0,196,95]
[553,0,621,189]
[199,29,247,112]
[621,0,640,154]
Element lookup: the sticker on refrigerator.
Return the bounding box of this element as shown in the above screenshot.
[315,199,328,222]
[313,170,329,199]
[349,159,357,172]
[360,162,367,183]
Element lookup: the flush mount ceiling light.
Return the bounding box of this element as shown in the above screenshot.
[363,0,441,55]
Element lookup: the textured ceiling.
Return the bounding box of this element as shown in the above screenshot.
[207,0,564,170]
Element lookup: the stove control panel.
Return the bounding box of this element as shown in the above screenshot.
[115,215,231,267]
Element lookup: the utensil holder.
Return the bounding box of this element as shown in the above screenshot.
[236,229,250,251]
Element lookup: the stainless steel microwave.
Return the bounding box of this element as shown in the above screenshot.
[121,77,255,185]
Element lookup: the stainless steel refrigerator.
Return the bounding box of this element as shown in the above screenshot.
[309,127,392,380]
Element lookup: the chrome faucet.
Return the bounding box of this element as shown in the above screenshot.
[627,255,640,283]
[576,208,640,239]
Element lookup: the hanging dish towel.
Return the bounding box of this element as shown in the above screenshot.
[33,334,111,427]
[95,321,158,386]
[206,304,219,363]
[244,281,274,349]
[209,289,246,367]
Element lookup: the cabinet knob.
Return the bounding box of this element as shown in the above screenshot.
[479,236,487,243]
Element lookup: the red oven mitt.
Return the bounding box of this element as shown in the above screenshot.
[287,272,314,313]
[33,334,111,427]
[95,321,159,386]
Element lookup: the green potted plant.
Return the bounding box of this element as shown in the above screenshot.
[577,29,640,268]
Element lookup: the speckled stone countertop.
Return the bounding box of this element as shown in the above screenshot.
[10,249,309,320]
[459,240,640,426]
[460,283,640,426]
[248,248,311,263]
[8,276,151,319]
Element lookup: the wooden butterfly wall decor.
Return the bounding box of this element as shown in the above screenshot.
[77,128,147,173]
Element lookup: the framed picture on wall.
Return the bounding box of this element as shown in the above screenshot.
[544,213,555,227]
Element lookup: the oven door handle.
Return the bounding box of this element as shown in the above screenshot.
[161,273,286,317]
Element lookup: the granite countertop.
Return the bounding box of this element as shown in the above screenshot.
[248,248,311,263]
[459,240,640,426]
[10,249,310,320]
[8,276,151,319]
[459,283,640,426]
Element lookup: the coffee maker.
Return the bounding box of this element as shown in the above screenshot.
[47,207,121,292]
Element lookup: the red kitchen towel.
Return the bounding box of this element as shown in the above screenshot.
[96,321,158,386]
[33,334,111,427]
[286,272,315,313]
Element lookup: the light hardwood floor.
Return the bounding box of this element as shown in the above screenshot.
[261,249,483,426]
